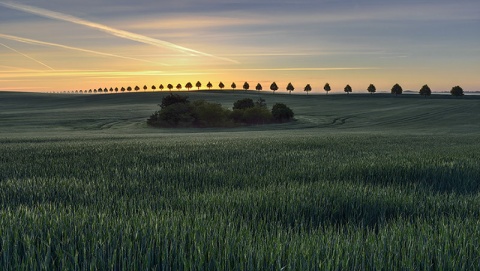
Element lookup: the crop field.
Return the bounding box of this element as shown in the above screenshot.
[1,91,480,270]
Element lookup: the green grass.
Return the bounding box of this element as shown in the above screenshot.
[0,91,480,269]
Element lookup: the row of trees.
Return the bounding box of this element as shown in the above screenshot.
[70,81,465,97]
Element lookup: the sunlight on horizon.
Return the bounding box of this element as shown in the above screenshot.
[0,1,478,92]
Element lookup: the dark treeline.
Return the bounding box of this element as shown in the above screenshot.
[65,82,466,97]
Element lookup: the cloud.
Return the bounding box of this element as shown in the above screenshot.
[0,33,165,65]
[0,41,55,70]
[0,1,238,63]
[0,69,215,79]
[216,67,378,72]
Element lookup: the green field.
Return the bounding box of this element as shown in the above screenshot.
[1,91,480,270]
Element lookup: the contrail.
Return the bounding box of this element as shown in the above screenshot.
[0,1,238,63]
[0,33,166,65]
[217,67,379,71]
[0,42,55,70]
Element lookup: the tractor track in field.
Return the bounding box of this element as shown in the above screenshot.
[297,102,472,130]
[370,103,468,127]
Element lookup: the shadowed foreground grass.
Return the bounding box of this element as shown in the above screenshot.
[0,134,479,270]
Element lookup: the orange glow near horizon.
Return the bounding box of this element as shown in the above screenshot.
[1,1,478,93]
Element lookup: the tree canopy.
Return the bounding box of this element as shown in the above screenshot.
[419,84,431,97]
[233,98,255,110]
[391,84,403,96]
[450,86,464,96]
[367,84,376,94]
[256,83,262,91]
[231,82,236,90]
[272,103,294,122]
[195,81,202,90]
[207,81,213,90]
[324,83,331,95]
[344,84,352,94]
[243,82,249,92]
[148,95,294,128]
[219,82,225,90]
[286,82,294,94]
[270,82,278,93]
[304,84,312,95]
[185,82,193,91]
[160,93,189,108]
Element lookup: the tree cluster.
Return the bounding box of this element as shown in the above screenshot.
[147,94,294,128]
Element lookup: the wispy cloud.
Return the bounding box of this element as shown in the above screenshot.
[0,1,238,63]
[0,42,55,70]
[0,33,165,65]
[219,67,378,71]
[0,70,215,79]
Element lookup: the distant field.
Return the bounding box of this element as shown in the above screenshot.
[1,91,479,136]
[0,91,479,269]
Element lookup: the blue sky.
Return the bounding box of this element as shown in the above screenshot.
[0,0,479,92]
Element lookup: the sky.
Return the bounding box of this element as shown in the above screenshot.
[0,0,479,93]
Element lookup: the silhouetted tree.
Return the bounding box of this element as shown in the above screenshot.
[109,87,113,92]
[270,82,278,94]
[233,98,255,110]
[152,85,156,91]
[167,84,173,92]
[94,89,97,93]
[324,83,331,95]
[231,82,236,90]
[304,84,312,95]
[255,97,267,108]
[121,87,125,92]
[419,84,431,97]
[391,83,403,96]
[367,84,376,94]
[159,84,164,91]
[185,82,193,91]
[176,83,182,91]
[450,86,464,96]
[219,82,225,90]
[207,81,213,90]
[143,85,148,91]
[196,81,202,90]
[115,87,119,92]
[127,86,132,92]
[272,103,294,122]
[243,82,249,92]
[89,89,93,93]
[256,83,262,91]
[286,82,294,94]
[135,86,140,91]
[160,93,189,108]
[344,84,352,94]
